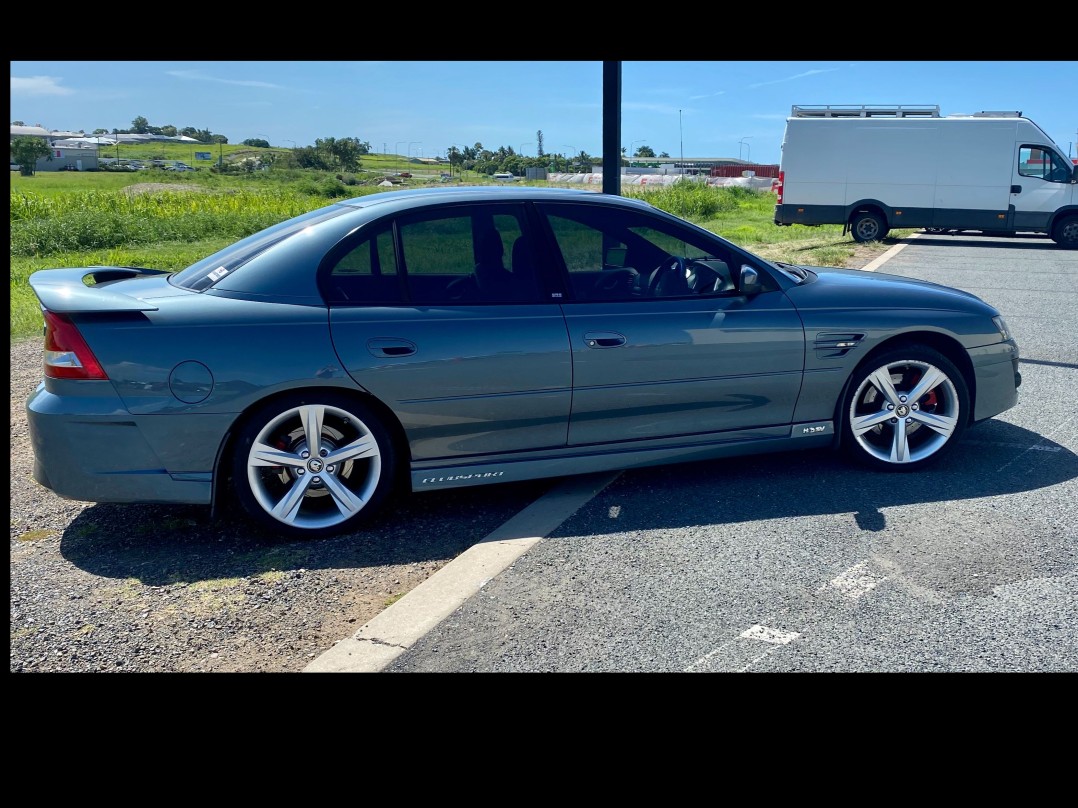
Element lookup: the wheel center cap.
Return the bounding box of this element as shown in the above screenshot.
[308,458,324,473]
[896,404,910,418]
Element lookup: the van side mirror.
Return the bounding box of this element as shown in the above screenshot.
[740,265,762,295]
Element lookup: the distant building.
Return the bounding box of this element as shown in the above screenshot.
[10,124,199,171]
[621,156,778,177]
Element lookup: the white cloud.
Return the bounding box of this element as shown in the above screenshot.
[11,76,73,96]
[166,69,283,89]
[688,91,726,100]
[749,68,840,88]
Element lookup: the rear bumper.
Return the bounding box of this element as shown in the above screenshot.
[26,383,212,506]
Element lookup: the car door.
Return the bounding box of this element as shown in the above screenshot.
[535,201,806,446]
[324,203,572,461]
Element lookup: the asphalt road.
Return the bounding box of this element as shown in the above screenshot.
[312,232,1078,673]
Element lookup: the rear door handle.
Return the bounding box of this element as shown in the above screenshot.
[583,331,626,348]
[367,338,417,357]
[1010,184,1022,194]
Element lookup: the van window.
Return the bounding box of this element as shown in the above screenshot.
[1019,146,1072,183]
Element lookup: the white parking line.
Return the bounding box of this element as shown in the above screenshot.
[861,233,919,272]
[828,561,887,600]
[740,624,802,644]
[304,471,621,673]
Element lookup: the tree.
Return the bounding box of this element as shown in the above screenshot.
[10,136,53,176]
[11,120,25,126]
[130,116,149,134]
[92,128,109,135]
[536,130,544,157]
[311,137,364,171]
[243,138,271,148]
[635,145,656,158]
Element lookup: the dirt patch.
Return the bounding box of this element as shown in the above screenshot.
[122,182,202,197]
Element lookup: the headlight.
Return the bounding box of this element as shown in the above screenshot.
[992,315,1012,342]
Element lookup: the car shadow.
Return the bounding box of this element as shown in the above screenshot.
[544,419,1076,538]
[59,420,1074,583]
[58,478,555,585]
[912,233,1062,250]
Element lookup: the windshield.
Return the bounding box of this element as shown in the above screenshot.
[169,204,350,292]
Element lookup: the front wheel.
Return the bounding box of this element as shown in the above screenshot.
[850,211,889,243]
[841,347,969,471]
[230,392,398,539]
[1051,215,1078,249]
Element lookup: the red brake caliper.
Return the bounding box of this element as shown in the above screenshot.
[909,370,938,409]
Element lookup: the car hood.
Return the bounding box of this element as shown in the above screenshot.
[783,265,997,315]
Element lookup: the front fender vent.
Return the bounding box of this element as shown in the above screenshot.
[815,332,865,359]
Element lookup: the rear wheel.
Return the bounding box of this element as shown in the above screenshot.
[231,392,397,539]
[850,211,889,243]
[842,346,969,471]
[1051,214,1078,249]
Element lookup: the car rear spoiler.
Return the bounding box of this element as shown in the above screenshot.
[28,266,169,313]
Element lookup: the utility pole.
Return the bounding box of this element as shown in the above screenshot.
[679,109,684,178]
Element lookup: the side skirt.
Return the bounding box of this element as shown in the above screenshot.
[410,421,835,490]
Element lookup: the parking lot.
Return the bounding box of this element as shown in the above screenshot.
[313,232,1078,672]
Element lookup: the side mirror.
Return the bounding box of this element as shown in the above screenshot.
[739,265,762,295]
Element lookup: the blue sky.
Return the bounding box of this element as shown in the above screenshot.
[10,61,1077,165]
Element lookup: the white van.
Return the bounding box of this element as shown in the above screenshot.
[774,105,1077,248]
[492,172,516,182]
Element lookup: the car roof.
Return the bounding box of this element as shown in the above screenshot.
[334,185,659,215]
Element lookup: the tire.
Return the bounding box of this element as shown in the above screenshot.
[850,211,889,243]
[1051,215,1078,249]
[841,346,969,472]
[230,392,397,539]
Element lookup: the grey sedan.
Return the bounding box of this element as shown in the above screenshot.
[26,187,1021,538]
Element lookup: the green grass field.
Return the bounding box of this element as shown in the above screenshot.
[10,165,911,341]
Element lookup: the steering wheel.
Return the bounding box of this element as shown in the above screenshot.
[592,267,639,297]
[646,256,686,296]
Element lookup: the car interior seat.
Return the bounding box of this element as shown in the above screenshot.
[474,230,514,296]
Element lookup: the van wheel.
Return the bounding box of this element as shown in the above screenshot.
[850,211,889,243]
[1051,215,1078,249]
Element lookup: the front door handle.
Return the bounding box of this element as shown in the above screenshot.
[367,338,417,358]
[583,331,626,348]
[1010,184,1022,194]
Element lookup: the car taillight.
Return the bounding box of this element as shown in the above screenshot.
[775,171,784,204]
[42,310,108,380]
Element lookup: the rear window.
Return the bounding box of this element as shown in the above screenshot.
[169,204,351,292]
